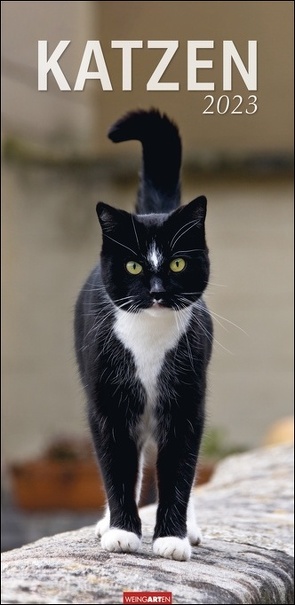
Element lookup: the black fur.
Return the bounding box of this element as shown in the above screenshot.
[74,109,213,550]
[108,109,182,214]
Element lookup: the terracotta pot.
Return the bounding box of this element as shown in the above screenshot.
[10,459,106,511]
[10,458,216,512]
[196,461,216,486]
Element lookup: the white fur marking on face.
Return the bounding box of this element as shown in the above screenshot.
[147,242,163,271]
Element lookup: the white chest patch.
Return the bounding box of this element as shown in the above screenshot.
[114,306,192,442]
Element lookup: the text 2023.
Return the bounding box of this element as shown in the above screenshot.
[203,95,258,114]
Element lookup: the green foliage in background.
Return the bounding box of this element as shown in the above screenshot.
[200,427,247,461]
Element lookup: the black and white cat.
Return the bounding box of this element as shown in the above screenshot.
[74,109,213,561]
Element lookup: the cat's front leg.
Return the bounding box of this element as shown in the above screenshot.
[153,418,203,561]
[95,505,141,553]
[95,508,140,552]
[95,452,144,539]
[153,535,192,561]
[89,412,142,554]
[101,527,141,553]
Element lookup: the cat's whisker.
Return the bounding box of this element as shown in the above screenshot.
[197,318,233,355]
[117,301,135,310]
[131,215,141,251]
[114,296,135,306]
[82,298,135,344]
[170,220,200,251]
[104,234,138,256]
[175,295,233,354]
[169,219,199,248]
[171,249,205,256]
[82,312,113,344]
[173,307,183,338]
[81,288,105,293]
[174,304,195,370]
[205,281,227,288]
[196,303,248,336]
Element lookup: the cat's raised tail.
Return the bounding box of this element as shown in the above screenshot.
[108,109,182,215]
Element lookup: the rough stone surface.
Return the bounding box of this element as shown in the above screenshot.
[1,444,293,604]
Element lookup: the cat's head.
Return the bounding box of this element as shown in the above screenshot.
[96,196,210,314]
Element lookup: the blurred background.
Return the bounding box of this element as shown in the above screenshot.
[2,1,293,551]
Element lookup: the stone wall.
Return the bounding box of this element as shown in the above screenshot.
[1,443,293,604]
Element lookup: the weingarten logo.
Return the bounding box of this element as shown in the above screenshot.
[123,592,172,604]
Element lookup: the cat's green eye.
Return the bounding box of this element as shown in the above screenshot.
[170,258,186,273]
[126,261,143,275]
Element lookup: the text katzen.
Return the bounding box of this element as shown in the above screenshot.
[38,40,257,92]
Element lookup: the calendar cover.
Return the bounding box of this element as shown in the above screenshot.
[2,2,293,601]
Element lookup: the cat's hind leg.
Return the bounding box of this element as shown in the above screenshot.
[187,491,202,545]
[95,506,110,537]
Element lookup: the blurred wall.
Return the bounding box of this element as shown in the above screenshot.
[2,1,293,464]
[2,1,96,150]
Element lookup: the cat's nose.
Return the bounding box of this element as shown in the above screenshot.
[150,277,166,300]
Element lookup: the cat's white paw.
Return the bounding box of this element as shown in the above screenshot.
[101,529,141,553]
[95,514,110,537]
[153,536,191,561]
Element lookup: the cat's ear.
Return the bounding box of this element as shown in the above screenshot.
[96,202,128,233]
[170,195,207,225]
[181,195,207,223]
